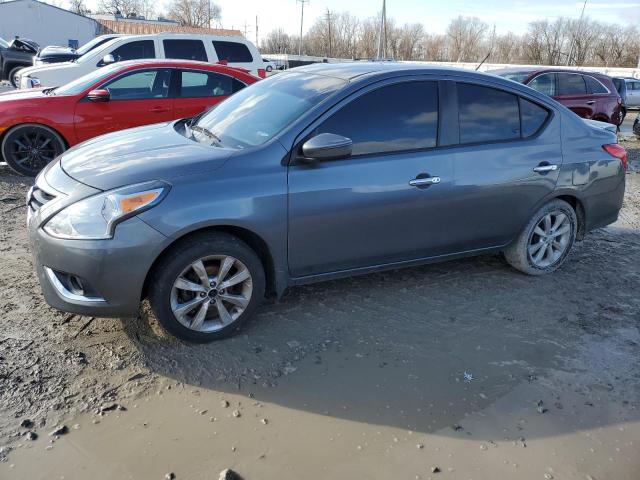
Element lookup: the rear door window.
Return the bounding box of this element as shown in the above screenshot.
[528,73,556,96]
[109,40,155,63]
[457,83,520,144]
[212,41,253,63]
[557,73,587,95]
[316,81,439,156]
[163,39,208,62]
[179,70,245,97]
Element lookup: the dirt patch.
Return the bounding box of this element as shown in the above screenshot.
[0,144,639,478]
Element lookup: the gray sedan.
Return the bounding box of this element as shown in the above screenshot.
[27,63,627,342]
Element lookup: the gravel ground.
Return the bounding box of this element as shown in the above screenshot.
[0,140,638,478]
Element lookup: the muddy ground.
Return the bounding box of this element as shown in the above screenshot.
[0,140,639,479]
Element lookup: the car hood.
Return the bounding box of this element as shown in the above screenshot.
[60,122,234,191]
[0,87,48,100]
[38,46,79,61]
[18,61,80,77]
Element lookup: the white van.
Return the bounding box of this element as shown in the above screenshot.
[17,33,266,89]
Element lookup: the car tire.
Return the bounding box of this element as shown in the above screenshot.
[266,65,273,72]
[8,66,22,88]
[1,124,66,176]
[504,199,577,276]
[149,232,265,343]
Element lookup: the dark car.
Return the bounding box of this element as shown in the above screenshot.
[634,113,639,139]
[494,68,624,126]
[26,63,627,342]
[0,37,39,87]
[34,34,122,65]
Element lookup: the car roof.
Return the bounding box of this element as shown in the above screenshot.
[111,59,258,77]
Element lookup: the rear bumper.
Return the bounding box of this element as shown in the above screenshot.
[29,215,167,317]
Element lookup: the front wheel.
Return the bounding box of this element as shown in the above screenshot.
[149,233,265,342]
[504,199,577,275]
[8,66,22,88]
[1,124,66,176]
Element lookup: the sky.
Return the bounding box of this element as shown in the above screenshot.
[80,0,640,41]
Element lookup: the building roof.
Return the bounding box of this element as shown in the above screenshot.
[95,18,242,37]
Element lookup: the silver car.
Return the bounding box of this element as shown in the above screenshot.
[26,63,628,342]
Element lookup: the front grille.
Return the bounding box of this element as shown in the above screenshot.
[28,184,57,212]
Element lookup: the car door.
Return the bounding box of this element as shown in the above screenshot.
[445,81,561,251]
[172,69,247,119]
[554,73,593,119]
[287,79,456,278]
[628,81,640,107]
[74,68,173,143]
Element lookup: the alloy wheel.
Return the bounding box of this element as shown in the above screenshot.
[527,210,572,268]
[6,127,63,174]
[170,255,253,333]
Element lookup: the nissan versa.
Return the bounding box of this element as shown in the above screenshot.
[26,63,627,342]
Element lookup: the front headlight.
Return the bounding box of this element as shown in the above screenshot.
[43,181,169,240]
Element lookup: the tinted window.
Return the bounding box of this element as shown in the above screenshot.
[212,41,253,63]
[163,39,207,61]
[528,74,556,96]
[179,70,245,97]
[557,73,586,95]
[103,69,171,100]
[77,36,116,55]
[520,98,549,138]
[584,76,607,94]
[109,40,155,63]
[316,82,438,156]
[192,72,346,148]
[496,71,530,83]
[457,83,520,144]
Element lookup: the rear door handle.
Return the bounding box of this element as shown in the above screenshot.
[533,164,558,173]
[149,106,171,113]
[409,176,441,187]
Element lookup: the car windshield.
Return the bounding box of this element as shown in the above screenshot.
[496,71,531,83]
[52,63,122,96]
[0,38,8,49]
[76,36,112,55]
[190,72,346,149]
[76,37,121,63]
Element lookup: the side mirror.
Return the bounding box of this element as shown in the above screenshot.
[301,133,353,161]
[87,89,110,102]
[100,54,115,66]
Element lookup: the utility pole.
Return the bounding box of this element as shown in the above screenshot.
[566,0,587,66]
[242,20,250,38]
[326,8,332,57]
[376,0,387,60]
[255,15,259,48]
[297,0,309,56]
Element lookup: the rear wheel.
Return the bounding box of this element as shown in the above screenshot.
[1,124,66,176]
[504,199,577,275]
[149,233,265,342]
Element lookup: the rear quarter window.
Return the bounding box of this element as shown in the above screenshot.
[584,76,608,94]
[212,41,253,63]
[520,98,550,138]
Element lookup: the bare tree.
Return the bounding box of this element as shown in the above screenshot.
[446,16,488,62]
[165,0,221,28]
[69,0,91,15]
[261,28,295,54]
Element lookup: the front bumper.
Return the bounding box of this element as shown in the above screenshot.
[29,213,167,317]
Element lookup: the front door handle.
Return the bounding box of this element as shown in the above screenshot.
[586,100,595,105]
[409,176,441,187]
[149,106,171,113]
[533,164,558,173]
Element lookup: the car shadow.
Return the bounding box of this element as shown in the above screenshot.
[121,231,640,440]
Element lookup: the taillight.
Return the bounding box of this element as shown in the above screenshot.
[257,68,266,79]
[603,144,628,170]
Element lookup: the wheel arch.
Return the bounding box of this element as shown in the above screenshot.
[554,194,586,240]
[0,122,70,150]
[142,225,279,302]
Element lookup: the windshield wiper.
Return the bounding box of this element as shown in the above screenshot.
[189,124,223,147]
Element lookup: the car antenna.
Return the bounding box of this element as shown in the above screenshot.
[475,52,490,71]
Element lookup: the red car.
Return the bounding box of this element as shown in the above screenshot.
[0,59,258,175]
[493,68,624,127]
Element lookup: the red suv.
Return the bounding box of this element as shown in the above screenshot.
[493,68,624,127]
